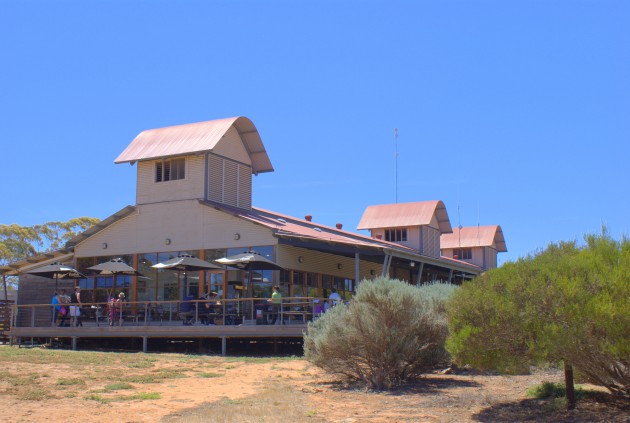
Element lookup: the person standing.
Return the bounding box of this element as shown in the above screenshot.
[268,286,283,325]
[51,292,60,326]
[58,289,70,327]
[328,288,342,306]
[115,292,126,326]
[69,287,82,327]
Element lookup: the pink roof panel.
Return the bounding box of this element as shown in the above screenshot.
[115,116,273,174]
[356,201,453,233]
[440,225,507,252]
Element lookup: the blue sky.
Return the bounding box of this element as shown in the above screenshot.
[1,1,628,265]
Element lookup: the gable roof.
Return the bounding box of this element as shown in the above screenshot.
[356,201,453,233]
[440,225,507,252]
[114,116,274,174]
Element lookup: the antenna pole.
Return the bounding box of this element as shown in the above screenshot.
[394,128,398,203]
[458,204,462,248]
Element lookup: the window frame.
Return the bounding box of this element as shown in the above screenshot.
[384,228,408,242]
[453,248,472,260]
[155,158,186,183]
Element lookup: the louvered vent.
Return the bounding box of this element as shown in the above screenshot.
[206,153,252,210]
[422,226,440,257]
[238,164,252,209]
[223,160,238,207]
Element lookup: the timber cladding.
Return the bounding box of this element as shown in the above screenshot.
[0,300,13,339]
[15,275,74,327]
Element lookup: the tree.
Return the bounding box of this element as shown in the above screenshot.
[0,217,100,298]
[304,277,457,390]
[446,230,630,408]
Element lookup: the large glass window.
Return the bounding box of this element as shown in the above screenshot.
[75,255,132,304]
[156,252,183,311]
[292,271,305,297]
[138,253,158,302]
[307,272,319,298]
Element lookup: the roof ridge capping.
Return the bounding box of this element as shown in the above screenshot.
[114,116,274,174]
[356,200,453,233]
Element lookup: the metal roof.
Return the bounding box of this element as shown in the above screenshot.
[114,116,274,174]
[356,200,453,233]
[440,225,507,252]
[201,200,480,272]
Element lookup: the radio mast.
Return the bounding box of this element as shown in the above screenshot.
[394,128,398,203]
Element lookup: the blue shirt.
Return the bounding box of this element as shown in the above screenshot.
[51,295,60,311]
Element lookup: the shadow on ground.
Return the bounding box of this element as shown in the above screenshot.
[473,394,630,423]
[316,375,482,395]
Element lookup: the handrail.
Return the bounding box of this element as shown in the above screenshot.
[9,297,330,328]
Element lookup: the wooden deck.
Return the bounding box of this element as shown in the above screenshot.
[9,322,307,355]
[9,323,307,339]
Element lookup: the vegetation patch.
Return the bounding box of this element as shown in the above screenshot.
[197,372,223,378]
[18,387,52,401]
[447,230,630,407]
[56,377,86,386]
[104,382,134,391]
[305,278,457,390]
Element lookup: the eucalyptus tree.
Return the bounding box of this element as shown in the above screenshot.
[0,217,100,298]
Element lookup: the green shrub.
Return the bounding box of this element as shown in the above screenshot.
[304,277,457,390]
[447,230,630,399]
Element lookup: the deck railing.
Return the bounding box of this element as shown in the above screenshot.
[0,300,14,343]
[10,297,331,328]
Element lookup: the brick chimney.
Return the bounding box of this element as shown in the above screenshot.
[336,223,343,230]
[305,215,312,222]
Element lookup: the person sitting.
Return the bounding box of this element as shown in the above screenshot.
[200,292,222,325]
[179,294,195,325]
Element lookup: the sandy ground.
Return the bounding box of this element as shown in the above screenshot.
[1,351,627,423]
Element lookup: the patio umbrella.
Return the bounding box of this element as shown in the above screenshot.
[88,258,143,297]
[152,254,224,293]
[214,251,285,272]
[214,251,285,311]
[25,262,86,291]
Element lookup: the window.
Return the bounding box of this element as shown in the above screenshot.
[155,158,185,182]
[453,248,472,260]
[385,228,407,242]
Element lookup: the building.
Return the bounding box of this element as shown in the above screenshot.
[440,226,507,271]
[4,116,505,333]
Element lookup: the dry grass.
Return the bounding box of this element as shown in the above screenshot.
[0,346,627,422]
[161,381,324,423]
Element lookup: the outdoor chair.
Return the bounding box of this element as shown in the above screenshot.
[179,296,195,326]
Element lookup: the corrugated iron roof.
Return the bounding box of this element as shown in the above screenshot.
[356,201,453,233]
[114,116,274,174]
[201,200,480,271]
[440,225,507,252]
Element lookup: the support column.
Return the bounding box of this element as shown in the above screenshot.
[417,262,424,285]
[132,254,138,303]
[381,254,392,277]
[71,336,78,351]
[142,336,148,353]
[221,337,227,356]
[199,249,206,297]
[448,269,453,284]
[354,252,360,288]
